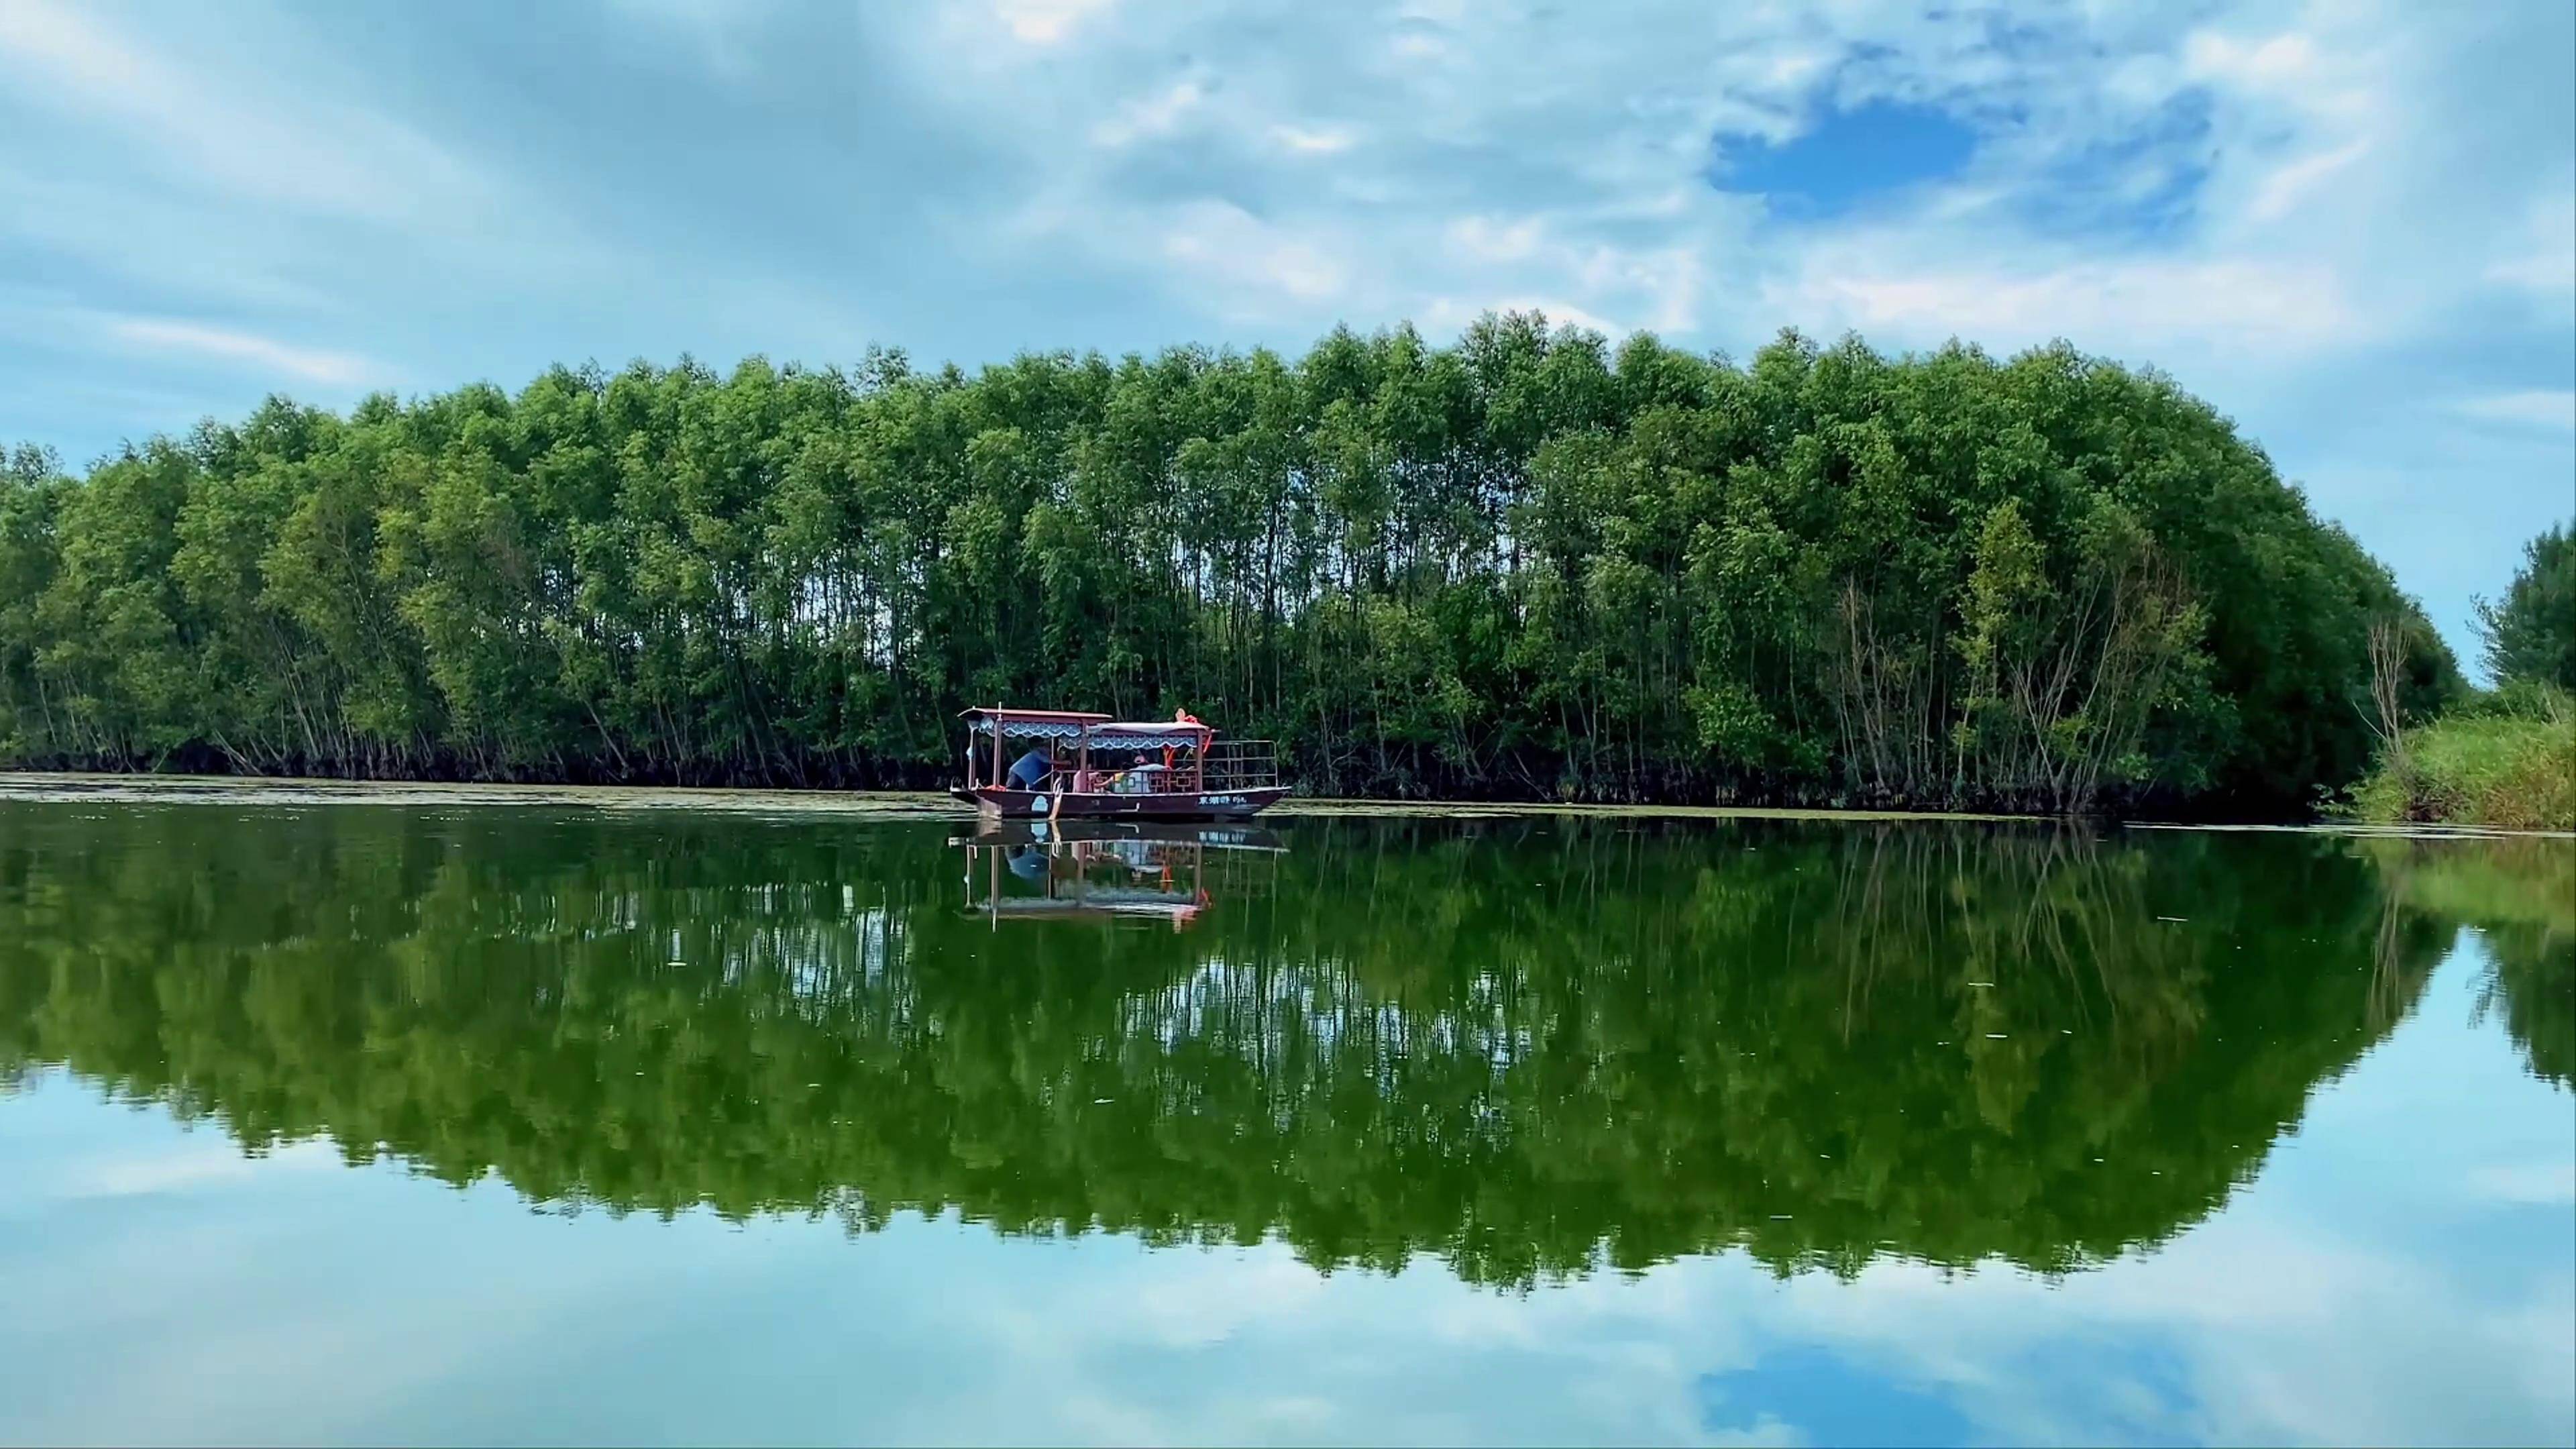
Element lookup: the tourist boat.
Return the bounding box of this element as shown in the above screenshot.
[951,708,1289,820]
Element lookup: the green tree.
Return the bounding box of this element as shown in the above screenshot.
[2475,523,2576,689]
[0,319,2460,814]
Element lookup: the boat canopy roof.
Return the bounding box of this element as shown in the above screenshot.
[1089,720,1213,747]
[962,706,1110,740]
[962,709,1212,749]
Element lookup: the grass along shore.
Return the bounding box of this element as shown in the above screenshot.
[2346,686,2576,832]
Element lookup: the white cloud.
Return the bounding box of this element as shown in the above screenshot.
[105,317,376,386]
[2453,390,2576,432]
[1446,215,1546,263]
[2181,28,2322,90]
[0,0,486,223]
[605,0,774,79]
[2489,248,2575,298]
[1776,256,2360,354]
[2486,184,2576,299]
[1269,123,1357,156]
[890,0,2496,364]
[1389,31,1448,64]
[2248,139,2371,223]
[992,0,1116,46]
[1424,219,1706,335]
[1091,78,1205,148]
[1159,201,1347,314]
[1578,243,1703,334]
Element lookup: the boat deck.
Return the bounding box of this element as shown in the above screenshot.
[951,784,1289,821]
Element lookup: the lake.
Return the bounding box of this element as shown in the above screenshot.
[1,802,2569,1446]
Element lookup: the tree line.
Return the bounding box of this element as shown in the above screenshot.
[3,808,2502,1285]
[0,317,2461,812]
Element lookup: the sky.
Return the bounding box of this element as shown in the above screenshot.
[0,0,2569,665]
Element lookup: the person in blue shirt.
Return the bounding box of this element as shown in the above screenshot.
[1006,745,1053,791]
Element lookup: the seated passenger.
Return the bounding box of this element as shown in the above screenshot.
[1006,746,1052,791]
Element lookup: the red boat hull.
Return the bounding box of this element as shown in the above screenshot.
[951,785,1287,821]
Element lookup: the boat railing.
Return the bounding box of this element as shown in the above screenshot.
[1201,739,1280,792]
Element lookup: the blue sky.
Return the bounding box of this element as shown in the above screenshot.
[0,0,2569,665]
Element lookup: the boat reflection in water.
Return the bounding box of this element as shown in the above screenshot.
[957,818,1285,929]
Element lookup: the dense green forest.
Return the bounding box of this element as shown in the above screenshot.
[0,318,2460,812]
[2,810,2502,1284]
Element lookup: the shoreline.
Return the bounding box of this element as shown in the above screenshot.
[0,770,2565,839]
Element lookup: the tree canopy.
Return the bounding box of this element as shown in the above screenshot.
[0,318,2458,813]
[2475,523,2576,691]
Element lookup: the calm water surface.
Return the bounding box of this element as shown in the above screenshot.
[1,804,2569,1446]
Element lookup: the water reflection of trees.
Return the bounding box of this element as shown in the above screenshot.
[0,808,2510,1285]
[2359,838,2575,1087]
